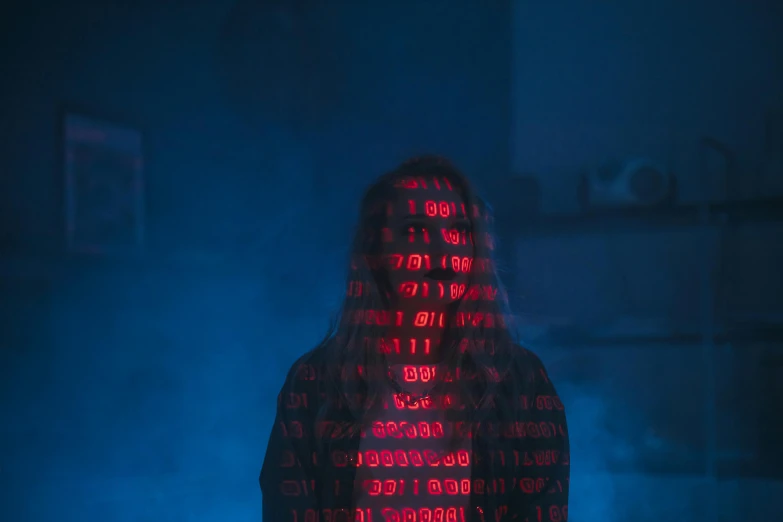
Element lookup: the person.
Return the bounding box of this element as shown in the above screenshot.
[259,156,569,522]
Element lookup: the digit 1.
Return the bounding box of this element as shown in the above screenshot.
[395,311,403,326]
[428,312,435,327]
[423,254,431,269]
[410,339,416,354]
[408,200,416,214]
[422,281,429,297]
[424,338,431,354]
[413,479,419,495]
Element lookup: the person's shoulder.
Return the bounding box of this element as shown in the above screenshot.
[278,340,332,393]
[501,343,552,385]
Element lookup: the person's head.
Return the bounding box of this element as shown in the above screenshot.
[317,155,519,428]
[359,156,481,312]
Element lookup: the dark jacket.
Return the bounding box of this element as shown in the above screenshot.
[260,345,569,522]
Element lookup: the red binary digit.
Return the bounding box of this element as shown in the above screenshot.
[281,480,301,496]
[381,450,394,466]
[291,422,303,438]
[383,480,397,495]
[367,451,380,467]
[414,312,429,326]
[382,508,401,522]
[399,282,418,297]
[394,449,410,466]
[408,200,417,214]
[386,422,402,438]
[424,450,439,465]
[442,452,455,466]
[457,450,470,466]
[410,450,424,466]
[425,201,437,216]
[441,229,453,244]
[439,201,450,217]
[407,254,422,270]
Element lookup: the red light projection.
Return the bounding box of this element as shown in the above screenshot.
[260,161,569,522]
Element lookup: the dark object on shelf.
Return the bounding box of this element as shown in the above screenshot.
[578,158,678,211]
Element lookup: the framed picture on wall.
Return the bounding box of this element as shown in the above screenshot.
[63,113,145,255]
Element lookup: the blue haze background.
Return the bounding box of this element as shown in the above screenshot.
[1,1,782,521]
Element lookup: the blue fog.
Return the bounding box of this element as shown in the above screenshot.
[1,1,782,521]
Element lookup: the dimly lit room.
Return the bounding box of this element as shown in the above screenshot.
[1,1,782,521]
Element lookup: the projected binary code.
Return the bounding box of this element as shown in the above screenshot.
[260,157,569,522]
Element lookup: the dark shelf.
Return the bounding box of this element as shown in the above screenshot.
[501,196,783,238]
[535,324,783,348]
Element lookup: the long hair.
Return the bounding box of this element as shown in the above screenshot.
[313,155,524,441]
